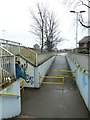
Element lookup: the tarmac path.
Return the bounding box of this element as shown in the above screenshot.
[20,54,89,118]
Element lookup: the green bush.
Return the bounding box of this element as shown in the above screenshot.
[78,49,90,54]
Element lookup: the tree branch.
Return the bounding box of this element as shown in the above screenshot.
[79,0,90,8]
[79,19,90,28]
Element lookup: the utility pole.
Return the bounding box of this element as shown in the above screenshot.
[2,30,6,39]
[70,10,85,53]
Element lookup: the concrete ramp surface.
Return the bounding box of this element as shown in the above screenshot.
[20,55,89,118]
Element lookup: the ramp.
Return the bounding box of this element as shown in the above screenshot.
[21,55,89,118]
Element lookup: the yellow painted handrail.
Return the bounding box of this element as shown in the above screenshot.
[39,82,64,85]
[58,75,75,78]
[54,69,75,73]
[53,69,76,78]
[39,73,64,90]
[20,79,24,95]
[0,80,24,97]
[40,76,64,79]
[0,93,20,97]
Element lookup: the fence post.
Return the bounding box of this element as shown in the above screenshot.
[36,53,38,66]
[19,43,21,55]
[13,55,16,78]
[6,40,8,50]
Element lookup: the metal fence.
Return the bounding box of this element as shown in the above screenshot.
[0,46,15,85]
[0,39,37,65]
[0,39,56,66]
[0,39,20,55]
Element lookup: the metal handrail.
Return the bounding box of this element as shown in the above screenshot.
[0,93,20,97]
[0,45,14,56]
[0,45,16,84]
[0,38,20,46]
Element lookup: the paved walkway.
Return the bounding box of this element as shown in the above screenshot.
[20,55,89,118]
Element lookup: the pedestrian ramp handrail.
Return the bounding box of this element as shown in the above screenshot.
[39,73,64,90]
[0,46,16,85]
[0,39,20,55]
[0,93,20,97]
[0,39,37,65]
[53,69,76,78]
[0,39,56,66]
[20,79,24,96]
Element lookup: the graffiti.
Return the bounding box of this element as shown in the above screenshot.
[82,75,87,88]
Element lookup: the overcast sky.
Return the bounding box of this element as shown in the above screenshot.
[0,0,88,49]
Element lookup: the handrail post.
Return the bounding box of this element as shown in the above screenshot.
[6,40,8,50]
[36,53,38,66]
[13,55,16,78]
[19,43,21,55]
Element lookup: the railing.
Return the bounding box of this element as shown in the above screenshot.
[0,46,15,85]
[0,39,37,65]
[0,39,56,66]
[0,39,20,55]
[0,93,20,97]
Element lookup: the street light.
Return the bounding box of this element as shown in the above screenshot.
[2,30,6,39]
[70,10,85,53]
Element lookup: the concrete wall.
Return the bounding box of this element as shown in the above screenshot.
[19,57,35,88]
[0,80,21,119]
[19,56,55,88]
[34,56,55,88]
[67,53,89,72]
[66,55,90,112]
[36,53,56,65]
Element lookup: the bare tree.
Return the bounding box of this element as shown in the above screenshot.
[64,0,90,28]
[30,3,46,52]
[44,12,62,51]
[78,0,90,28]
[79,13,90,28]
[30,3,62,52]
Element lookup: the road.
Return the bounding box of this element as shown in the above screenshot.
[19,55,89,118]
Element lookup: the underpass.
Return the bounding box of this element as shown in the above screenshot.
[20,54,89,118]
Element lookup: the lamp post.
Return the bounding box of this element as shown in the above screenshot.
[70,10,85,53]
[2,30,6,39]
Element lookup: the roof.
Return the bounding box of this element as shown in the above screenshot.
[79,36,90,44]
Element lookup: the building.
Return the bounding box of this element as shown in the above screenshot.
[33,44,40,50]
[79,36,90,50]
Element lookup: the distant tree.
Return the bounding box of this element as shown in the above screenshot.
[30,3,62,52]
